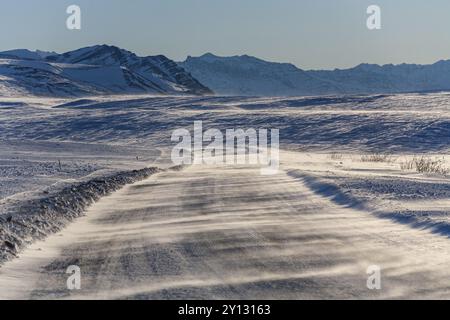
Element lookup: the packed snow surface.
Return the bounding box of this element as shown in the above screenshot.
[0,93,449,299]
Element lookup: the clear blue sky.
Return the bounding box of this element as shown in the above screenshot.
[1,0,450,69]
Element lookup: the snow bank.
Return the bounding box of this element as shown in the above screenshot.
[288,170,450,238]
[0,167,160,265]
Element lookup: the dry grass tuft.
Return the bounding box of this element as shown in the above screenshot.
[400,156,448,175]
[361,153,394,163]
[329,153,343,160]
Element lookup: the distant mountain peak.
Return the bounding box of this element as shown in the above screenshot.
[200,52,218,58]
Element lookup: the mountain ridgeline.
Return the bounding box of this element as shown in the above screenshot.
[180,53,450,96]
[2,45,450,98]
[0,45,212,97]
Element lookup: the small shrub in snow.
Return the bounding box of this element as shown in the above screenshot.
[329,153,343,160]
[361,153,394,163]
[400,156,449,175]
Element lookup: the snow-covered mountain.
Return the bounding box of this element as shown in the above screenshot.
[180,53,450,96]
[0,46,212,97]
[0,59,105,97]
[46,45,212,95]
[309,61,450,94]
[5,46,450,98]
[179,53,339,96]
[0,49,57,61]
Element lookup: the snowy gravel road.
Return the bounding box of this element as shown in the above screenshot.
[1,161,450,299]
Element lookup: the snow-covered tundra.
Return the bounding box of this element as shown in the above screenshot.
[0,93,449,299]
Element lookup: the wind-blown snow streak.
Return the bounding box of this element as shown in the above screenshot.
[1,93,449,152]
[1,163,450,299]
[288,170,450,237]
[0,94,448,299]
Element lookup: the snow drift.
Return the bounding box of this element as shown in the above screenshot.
[0,167,160,265]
